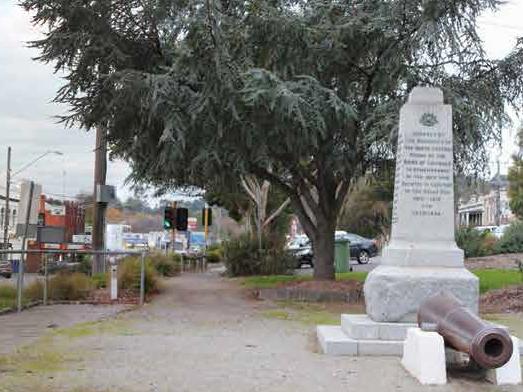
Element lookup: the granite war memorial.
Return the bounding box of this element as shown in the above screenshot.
[317,86,522,386]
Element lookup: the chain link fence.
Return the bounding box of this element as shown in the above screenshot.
[0,249,147,313]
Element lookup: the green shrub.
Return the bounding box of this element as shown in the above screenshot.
[223,234,296,277]
[73,255,93,275]
[24,280,44,301]
[206,247,223,263]
[118,257,159,294]
[0,285,16,299]
[0,285,17,309]
[456,227,496,258]
[50,273,92,300]
[147,253,181,277]
[91,272,108,289]
[495,221,523,254]
[24,273,93,301]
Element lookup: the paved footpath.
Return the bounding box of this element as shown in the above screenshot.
[0,270,521,392]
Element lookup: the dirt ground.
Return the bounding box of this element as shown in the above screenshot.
[466,253,523,270]
[0,269,522,392]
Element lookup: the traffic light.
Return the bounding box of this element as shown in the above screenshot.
[163,207,175,230]
[37,212,46,227]
[202,208,212,226]
[176,208,188,231]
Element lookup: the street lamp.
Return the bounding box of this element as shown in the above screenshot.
[2,149,64,249]
[12,150,64,177]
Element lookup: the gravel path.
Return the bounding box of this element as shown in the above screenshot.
[0,303,130,355]
[1,270,521,392]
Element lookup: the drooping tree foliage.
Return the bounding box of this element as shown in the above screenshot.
[338,160,395,240]
[23,0,523,279]
[508,127,523,219]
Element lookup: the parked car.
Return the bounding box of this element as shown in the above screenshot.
[473,225,509,239]
[294,243,314,268]
[0,260,12,278]
[286,232,379,267]
[344,233,379,264]
[286,236,313,268]
[492,225,509,239]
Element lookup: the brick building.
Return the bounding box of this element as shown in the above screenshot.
[25,195,86,272]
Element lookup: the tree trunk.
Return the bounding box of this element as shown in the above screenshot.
[285,187,339,281]
[312,221,336,280]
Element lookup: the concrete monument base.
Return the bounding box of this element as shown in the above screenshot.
[401,328,522,386]
[401,328,447,385]
[382,240,464,268]
[364,266,479,322]
[317,314,523,358]
[317,314,414,357]
[486,336,522,385]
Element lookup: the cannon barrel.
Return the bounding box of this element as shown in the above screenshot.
[417,292,513,369]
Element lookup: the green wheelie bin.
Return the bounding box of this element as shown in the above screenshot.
[334,238,350,273]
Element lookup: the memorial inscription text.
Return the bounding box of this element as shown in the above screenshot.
[392,121,453,224]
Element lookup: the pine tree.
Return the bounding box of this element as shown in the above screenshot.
[22,0,523,279]
[508,127,523,219]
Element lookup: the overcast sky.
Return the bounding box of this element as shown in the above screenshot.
[0,0,130,200]
[1,1,523,201]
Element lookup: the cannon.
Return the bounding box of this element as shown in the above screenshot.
[417,292,513,369]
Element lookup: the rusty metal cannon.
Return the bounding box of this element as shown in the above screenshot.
[417,292,513,369]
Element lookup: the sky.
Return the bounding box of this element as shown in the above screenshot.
[0,1,523,201]
[0,0,130,201]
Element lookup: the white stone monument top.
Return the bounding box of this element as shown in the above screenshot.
[383,86,463,268]
[407,87,444,104]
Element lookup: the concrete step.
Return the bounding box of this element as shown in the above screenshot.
[341,314,416,341]
[317,325,357,356]
[317,325,404,356]
[319,318,523,358]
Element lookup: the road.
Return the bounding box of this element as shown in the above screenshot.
[295,256,380,276]
[0,273,43,288]
[1,267,519,392]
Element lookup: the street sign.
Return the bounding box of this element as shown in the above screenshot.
[72,234,92,244]
[188,217,197,231]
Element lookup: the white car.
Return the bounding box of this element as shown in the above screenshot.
[492,225,509,239]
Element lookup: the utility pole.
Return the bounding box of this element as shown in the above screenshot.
[3,147,11,255]
[92,127,108,274]
[171,201,177,253]
[91,0,111,274]
[204,205,209,250]
[495,158,501,226]
[18,180,34,313]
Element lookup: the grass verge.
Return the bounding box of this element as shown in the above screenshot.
[472,269,523,294]
[262,303,339,325]
[483,313,523,338]
[241,271,368,289]
[242,269,522,294]
[0,318,136,379]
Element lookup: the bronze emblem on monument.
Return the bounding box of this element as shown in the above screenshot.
[419,113,438,127]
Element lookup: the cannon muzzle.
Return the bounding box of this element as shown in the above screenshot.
[417,292,513,369]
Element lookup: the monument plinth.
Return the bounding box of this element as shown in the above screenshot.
[364,87,478,322]
[316,87,521,361]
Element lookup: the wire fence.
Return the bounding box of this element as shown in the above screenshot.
[0,249,147,313]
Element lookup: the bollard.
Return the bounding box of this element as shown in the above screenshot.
[43,255,48,306]
[139,252,145,306]
[16,258,23,313]
[110,256,118,301]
